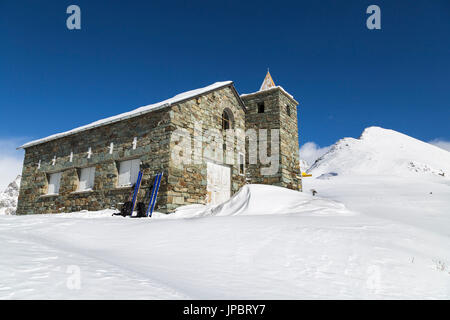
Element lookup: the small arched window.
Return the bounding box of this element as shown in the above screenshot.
[286,104,291,117]
[222,108,233,130]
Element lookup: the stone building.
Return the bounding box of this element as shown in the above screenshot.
[16,72,301,215]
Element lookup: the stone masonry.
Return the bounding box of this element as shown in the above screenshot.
[241,86,301,191]
[17,107,172,214]
[16,76,301,215]
[167,85,246,212]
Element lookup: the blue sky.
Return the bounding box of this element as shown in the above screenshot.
[0,0,449,185]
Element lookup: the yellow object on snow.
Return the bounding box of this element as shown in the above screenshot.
[301,172,312,177]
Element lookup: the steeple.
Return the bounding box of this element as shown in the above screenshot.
[259,69,276,91]
[241,69,302,192]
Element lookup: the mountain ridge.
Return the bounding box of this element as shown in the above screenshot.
[0,175,21,215]
[308,126,450,179]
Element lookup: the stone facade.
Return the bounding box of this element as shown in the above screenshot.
[166,86,246,212]
[241,87,301,190]
[17,107,172,215]
[17,80,301,215]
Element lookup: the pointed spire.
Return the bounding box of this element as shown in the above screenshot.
[259,69,276,91]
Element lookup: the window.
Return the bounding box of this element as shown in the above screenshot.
[257,102,265,113]
[286,104,291,116]
[47,172,62,195]
[239,153,245,175]
[221,108,233,130]
[118,159,140,187]
[78,167,95,191]
[222,110,230,130]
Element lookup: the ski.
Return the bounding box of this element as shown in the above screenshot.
[130,171,143,214]
[146,172,163,217]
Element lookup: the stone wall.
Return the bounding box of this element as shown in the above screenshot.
[16,83,300,215]
[167,86,246,211]
[16,107,173,215]
[278,90,302,190]
[242,87,301,191]
[17,84,248,215]
[242,89,281,186]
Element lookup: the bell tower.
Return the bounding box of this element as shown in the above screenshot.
[241,71,302,191]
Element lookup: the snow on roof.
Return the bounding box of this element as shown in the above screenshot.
[18,81,233,149]
[241,71,297,103]
[240,85,296,101]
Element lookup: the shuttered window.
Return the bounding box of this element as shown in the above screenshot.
[78,167,96,191]
[239,153,245,175]
[47,172,62,195]
[118,159,140,186]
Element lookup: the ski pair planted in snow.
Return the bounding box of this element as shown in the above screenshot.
[130,171,163,217]
[146,172,163,217]
[130,171,143,214]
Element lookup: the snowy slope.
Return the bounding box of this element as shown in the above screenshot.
[0,175,21,215]
[0,181,449,299]
[1,127,449,299]
[309,127,450,179]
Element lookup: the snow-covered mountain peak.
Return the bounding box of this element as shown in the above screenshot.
[308,127,450,179]
[359,126,438,149]
[299,159,310,172]
[359,126,398,139]
[0,175,21,215]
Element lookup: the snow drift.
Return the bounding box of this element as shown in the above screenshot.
[172,184,352,218]
[308,126,450,179]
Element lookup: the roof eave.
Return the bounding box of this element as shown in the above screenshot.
[240,86,299,106]
[17,81,243,150]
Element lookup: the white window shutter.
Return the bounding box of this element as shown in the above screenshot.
[118,159,140,186]
[48,178,55,194]
[48,172,62,195]
[88,167,95,189]
[79,167,95,191]
[130,159,140,185]
[54,172,61,194]
[79,168,88,191]
[239,153,245,175]
[118,160,132,186]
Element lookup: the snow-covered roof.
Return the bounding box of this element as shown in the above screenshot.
[19,81,234,149]
[240,85,298,104]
